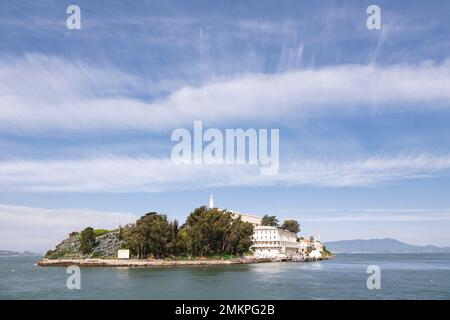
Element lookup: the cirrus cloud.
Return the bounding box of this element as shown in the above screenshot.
[1,55,450,131]
[0,153,449,192]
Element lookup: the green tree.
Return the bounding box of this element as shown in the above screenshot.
[146,214,171,258]
[226,217,254,255]
[167,219,186,256]
[281,220,300,233]
[121,224,146,258]
[183,206,221,256]
[121,212,172,259]
[261,215,279,227]
[117,208,255,259]
[80,227,95,254]
[183,206,254,257]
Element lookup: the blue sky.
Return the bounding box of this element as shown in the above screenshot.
[1,0,450,251]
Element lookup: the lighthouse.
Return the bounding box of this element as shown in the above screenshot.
[209,194,215,209]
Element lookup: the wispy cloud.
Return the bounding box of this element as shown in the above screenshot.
[290,209,450,222]
[1,55,450,131]
[0,153,449,192]
[0,204,137,252]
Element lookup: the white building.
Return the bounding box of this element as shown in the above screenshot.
[207,194,322,258]
[304,237,323,252]
[252,226,300,258]
[208,193,262,227]
[230,210,262,227]
[298,239,308,253]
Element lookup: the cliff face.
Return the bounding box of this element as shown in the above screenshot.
[45,231,123,259]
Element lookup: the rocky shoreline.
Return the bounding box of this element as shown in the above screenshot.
[36,257,274,267]
[37,255,331,267]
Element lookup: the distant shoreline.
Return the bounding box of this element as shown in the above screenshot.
[331,251,450,254]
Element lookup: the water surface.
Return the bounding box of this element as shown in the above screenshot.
[1,253,449,299]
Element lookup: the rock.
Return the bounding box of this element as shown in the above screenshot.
[90,232,123,258]
[45,231,123,259]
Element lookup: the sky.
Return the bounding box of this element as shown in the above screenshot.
[1,0,450,252]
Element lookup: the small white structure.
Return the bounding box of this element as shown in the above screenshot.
[117,249,130,259]
[209,194,215,209]
[309,249,322,259]
[298,239,308,253]
[313,240,323,252]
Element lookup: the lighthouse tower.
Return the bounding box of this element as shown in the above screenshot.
[209,194,215,209]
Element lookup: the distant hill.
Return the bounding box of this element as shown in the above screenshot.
[0,250,38,256]
[325,238,450,253]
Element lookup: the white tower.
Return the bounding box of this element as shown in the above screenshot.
[209,194,215,209]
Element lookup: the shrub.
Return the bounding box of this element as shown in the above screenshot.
[80,227,95,254]
[47,249,69,259]
[90,251,103,258]
[322,246,333,257]
[93,229,110,237]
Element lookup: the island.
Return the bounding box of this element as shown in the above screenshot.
[38,196,332,267]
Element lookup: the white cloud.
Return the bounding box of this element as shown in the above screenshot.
[0,153,449,192]
[0,204,137,253]
[1,55,450,131]
[295,210,450,222]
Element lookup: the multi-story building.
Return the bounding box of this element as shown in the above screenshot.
[229,210,262,227]
[208,194,322,258]
[209,194,262,227]
[252,226,300,258]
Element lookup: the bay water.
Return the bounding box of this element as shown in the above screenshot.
[1,253,449,299]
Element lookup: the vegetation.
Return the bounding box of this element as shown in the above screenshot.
[120,212,175,259]
[93,229,111,237]
[183,207,254,257]
[48,208,311,261]
[80,227,95,254]
[322,245,333,257]
[119,207,254,259]
[90,251,103,258]
[45,249,70,259]
[281,220,300,233]
[261,215,279,227]
[261,215,300,234]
